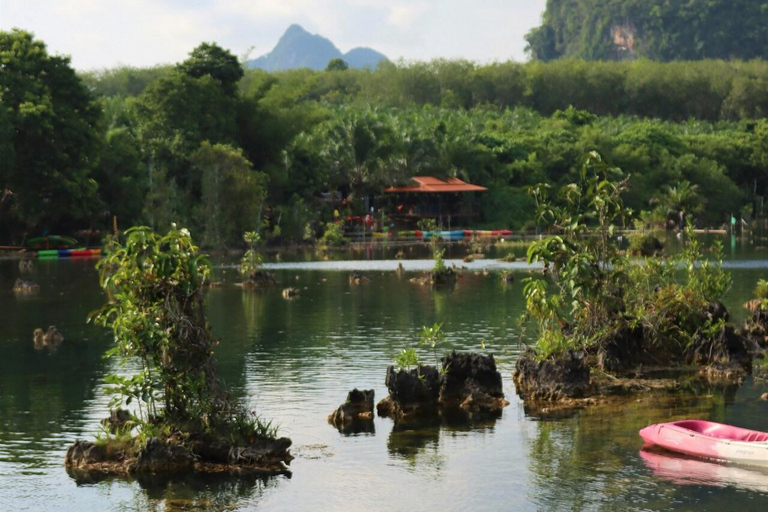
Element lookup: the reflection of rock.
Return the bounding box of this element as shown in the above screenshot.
[13,278,39,293]
[349,271,370,284]
[328,389,375,435]
[33,326,64,351]
[386,418,442,459]
[378,352,509,422]
[514,349,593,401]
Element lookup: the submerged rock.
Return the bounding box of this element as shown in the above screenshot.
[349,271,370,284]
[281,287,300,299]
[513,349,593,401]
[328,389,375,434]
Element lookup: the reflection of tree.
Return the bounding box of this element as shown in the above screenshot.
[524,393,732,511]
[70,471,284,511]
[0,260,110,455]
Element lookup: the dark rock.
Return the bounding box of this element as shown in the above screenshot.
[630,235,663,257]
[513,349,593,401]
[702,302,729,324]
[192,437,292,466]
[349,271,370,284]
[597,324,644,373]
[743,309,768,348]
[377,366,441,420]
[439,352,508,416]
[385,365,440,404]
[241,271,276,288]
[685,325,751,371]
[328,389,375,430]
[101,409,132,434]
[430,267,458,286]
[132,438,195,473]
[65,441,108,467]
[439,351,503,401]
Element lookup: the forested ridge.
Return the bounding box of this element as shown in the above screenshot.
[526,0,768,61]
[2,29,768,245]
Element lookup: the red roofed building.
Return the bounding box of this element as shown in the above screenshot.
[383,176,487,228]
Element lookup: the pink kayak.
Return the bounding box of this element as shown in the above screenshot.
[640,420,768,467]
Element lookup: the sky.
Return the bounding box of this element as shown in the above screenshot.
[0,0,548,70]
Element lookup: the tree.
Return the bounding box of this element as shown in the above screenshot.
[177,42,244,96]
[526,0,768,62]
[0,29,101,237]
[190,142,267,247]
[325,58,349,72]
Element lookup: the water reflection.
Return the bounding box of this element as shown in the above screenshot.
[639,448,768,493]
[70,471,285,512]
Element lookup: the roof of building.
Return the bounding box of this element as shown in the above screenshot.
[384,176,488,193]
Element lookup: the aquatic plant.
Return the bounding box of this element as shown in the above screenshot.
[91,225,276,445]
[240,230,263,277]
[520,152,732,362]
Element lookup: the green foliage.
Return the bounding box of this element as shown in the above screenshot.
[191,142,267,247]
[521,152,731,361]
[319,222,346,247]
[177,42,244,96]
[432,248,447,274]
[325,58,349,72]
[240,231,263,276]
[10,29,768,242]
[91,225,271,442]
[755,280,768,301]
[395,348,421,371]
[526,0,768,62]
[0,29,101,237]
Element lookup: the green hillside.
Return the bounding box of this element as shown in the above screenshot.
[527,0,768,61]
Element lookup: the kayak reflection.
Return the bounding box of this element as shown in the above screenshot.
[640,447,768,493]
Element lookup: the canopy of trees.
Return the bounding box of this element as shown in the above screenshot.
[3,29,768,245]
[526,0,768,61]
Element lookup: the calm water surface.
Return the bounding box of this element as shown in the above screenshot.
[1,238,768,511]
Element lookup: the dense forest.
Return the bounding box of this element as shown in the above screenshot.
[2,29,768,246]
[526,0,768,61]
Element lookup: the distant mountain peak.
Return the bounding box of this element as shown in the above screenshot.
[246,24,388,72]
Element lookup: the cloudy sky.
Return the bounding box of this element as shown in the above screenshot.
[1,0,547,70]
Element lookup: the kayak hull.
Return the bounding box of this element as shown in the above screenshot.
[640,420,768,467]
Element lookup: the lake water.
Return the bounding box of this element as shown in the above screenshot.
[1,237,768,511]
